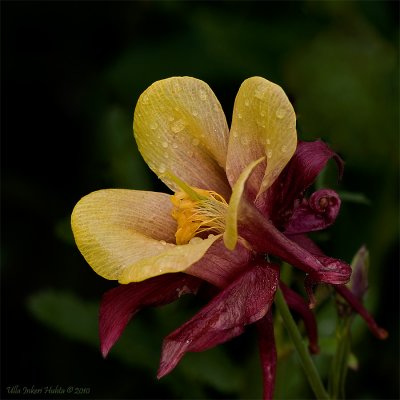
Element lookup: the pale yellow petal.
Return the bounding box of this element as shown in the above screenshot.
[224,157,265,250]
[71,189,177,280]
[134,77,231,198]
[119,235,220,283]
[226,77,297,196]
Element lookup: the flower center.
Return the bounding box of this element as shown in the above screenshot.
[171,188,228,245]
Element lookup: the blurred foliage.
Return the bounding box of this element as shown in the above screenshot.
[2,1,398,399]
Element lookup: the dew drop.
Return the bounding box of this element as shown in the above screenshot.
[189,237,203,245]
[244,99,250,107]
[168,115,175,122]
[254,87,264,100]
[199,89,207,101]
[159,240,167,246]
[232,130,239,138]
[276,108,287,119]
[281,144,288,153]
[267,150,273,159]
[171,119,186,133]
[266,139,271,145]
[172,142,178,149]
[260,111,266,117]
[240,136,249,145]
[142,94,150,104]
[162,141,169,148]
[173,82,181,93]
[192,138,200,146]
[192,109,199,117]
[150,122,158,130]
[158,164,166,173]
[238,113,242,119]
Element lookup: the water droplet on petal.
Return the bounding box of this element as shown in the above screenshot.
[172,142,178,149]
[254,86,264,100]
[260,111,266,117]
[199,89,207,101]
[281,144,288,153]
[173,82,181,93]
[266,139,271,145]
[189,237,203,245]
[192,138,200,146]
[168,115,175,122]
[240,136,249,145]
[159,164,166,173]
[150,122,158,130]
[160,240,167,246]
[162,141,168,148]
[232,130,238,138]
[244,99,250,107]
[171,119,186,133]
[276,108,287,119]
[267,150,273,159]
[142,94,150,104]
[192,109,199,117]
[238,113,242,119]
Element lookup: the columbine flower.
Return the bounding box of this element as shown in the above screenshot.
[71,77,385,399]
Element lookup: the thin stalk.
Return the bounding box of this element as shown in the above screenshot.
[275,288,329,400]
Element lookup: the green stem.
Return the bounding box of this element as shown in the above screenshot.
[275,288,330,400]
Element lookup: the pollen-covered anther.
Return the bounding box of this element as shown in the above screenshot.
[171,188,228,245]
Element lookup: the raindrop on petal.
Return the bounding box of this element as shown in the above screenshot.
[171,119,186,133]
[276,108,287,119]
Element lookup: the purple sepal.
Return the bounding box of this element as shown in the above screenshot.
[157,262,279,379]
[239,200,351,285]
[256,310,277,400]
[99,274,201,358]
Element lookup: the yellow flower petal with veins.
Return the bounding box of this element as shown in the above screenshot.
[227,77,297,197]
[134,76,231,198]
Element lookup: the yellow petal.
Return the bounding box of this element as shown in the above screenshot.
[119,235,220,283]
[134,77,231,198]
[226,77,297,197]
[224,157,265,250]
[71,189,177,280]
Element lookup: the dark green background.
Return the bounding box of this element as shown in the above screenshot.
[2,1,398,399]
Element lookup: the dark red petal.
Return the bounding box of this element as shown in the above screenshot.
[259,140,343,226]
[186,237,252,288]
[239,200,351,285]
[256,310,277,400]
[286,234,325,256]
[335,285,388,340]
[284,189,341,235]
[157,261,279,379]
[280,282,319,353]
[99,274,201,357]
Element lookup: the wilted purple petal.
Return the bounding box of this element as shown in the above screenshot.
[280,282,319,353]
[260,140,343,228]
[186,237,252,288]
[99,274,201,357]
[284,189,341,235]
[239,200,351,285]
[157,261,279,379]
[335,285,388,340]
[257,310,277,400]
